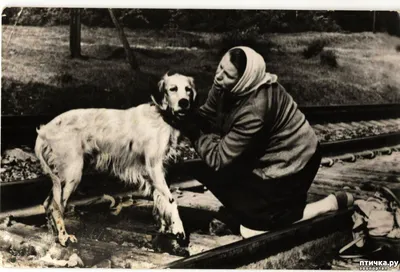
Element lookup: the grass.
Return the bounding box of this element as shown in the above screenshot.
[2,25,400,115]
[266,32,400,105]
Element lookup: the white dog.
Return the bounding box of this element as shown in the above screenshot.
[35,72,196,246]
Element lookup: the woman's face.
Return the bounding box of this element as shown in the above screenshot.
[214,53,239,92]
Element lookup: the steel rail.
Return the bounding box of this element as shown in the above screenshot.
[160,208,353,269]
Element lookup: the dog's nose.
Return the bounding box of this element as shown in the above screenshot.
[178,99,189,110]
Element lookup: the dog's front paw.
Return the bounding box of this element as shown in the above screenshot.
[174,231,189,247]
[169,220,187,246]
[152,234,190,257]
[58,233,78,247]
[68,234,78,243]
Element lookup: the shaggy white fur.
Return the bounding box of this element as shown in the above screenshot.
[35,73,196,246]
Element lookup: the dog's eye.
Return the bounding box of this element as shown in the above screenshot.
[170,87,178,92]
[185,86,192,92]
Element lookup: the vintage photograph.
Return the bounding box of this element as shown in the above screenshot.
[1,7,400,269]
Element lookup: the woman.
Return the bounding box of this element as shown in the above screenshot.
[184,46,353,238]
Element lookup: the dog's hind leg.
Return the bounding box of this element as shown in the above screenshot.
[39,167,65,244]
[54,156,84,246]
[36,136,82,246]
[47,180,71,246]
[44,191,58,234]
[36,138,65,243]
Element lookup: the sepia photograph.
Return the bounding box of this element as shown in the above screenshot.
[1,3,400,269]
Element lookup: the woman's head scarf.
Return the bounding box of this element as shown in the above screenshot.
[227,46,278,97]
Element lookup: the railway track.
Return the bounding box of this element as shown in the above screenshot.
[1,104,400,268]
[0,169,356,268]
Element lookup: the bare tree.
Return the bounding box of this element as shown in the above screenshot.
[108,9,140,72]
[69,8,82,58]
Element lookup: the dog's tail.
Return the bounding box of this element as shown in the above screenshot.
[35,131,61,184]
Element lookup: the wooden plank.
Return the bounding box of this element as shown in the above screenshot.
[170,179,206,192]
[74,238,180,268]
[319,154,400,176]
[176,190,222,212]
[67,213,241,259]
[0,220,180,268]
[0,191,144,220]
[0,223,84,267]
[188,233,241,256]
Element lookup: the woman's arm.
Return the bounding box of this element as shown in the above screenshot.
[193,106,264,172]
[195,86,219,131]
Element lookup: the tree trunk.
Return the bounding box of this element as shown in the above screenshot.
[108,9,140,72]
[372,11,377,33]
[70,8,82,58]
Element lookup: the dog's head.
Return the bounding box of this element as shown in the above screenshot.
[151,72,197,120]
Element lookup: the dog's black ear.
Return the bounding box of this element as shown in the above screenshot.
[151,72,169,110]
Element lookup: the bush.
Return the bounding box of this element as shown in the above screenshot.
[303,39,326,59]
[320,50,338,68]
